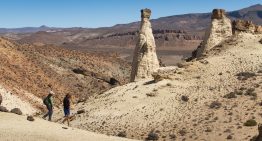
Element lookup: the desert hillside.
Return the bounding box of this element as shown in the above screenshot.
[65,32,262,141]
[0,112,135,141]
[0,37,130,114]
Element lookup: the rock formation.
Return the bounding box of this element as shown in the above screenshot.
[130,9,159,82]
[253,124,262,141]
[232,20,262,34]
[193,9,232,58]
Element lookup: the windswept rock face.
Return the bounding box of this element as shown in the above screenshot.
[233,20,262,34]
[130,9,159,82]
[193,9,232,58]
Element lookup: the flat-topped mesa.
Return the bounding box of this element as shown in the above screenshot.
[232,20,262,34]
[193,9,232,58]
[130,9,159,82]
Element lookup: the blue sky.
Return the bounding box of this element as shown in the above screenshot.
[0,0,261,28]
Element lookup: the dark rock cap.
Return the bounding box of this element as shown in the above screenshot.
[211,9,226,19]
[141,8,151,19]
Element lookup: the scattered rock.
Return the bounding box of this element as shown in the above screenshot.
[227,135,233,140]
[169,134,176,140]
[72,68,87,76]
[0,106,9,112]
[146,131,159,140]
[117,131,127,138]
[209,101,222,109]
[223,92,237,99]
[236,72,256,80]
[205,127,212,132]
[146,92,157,97]
[77,109,85,114]
[181,95,189,102]
[27,116,35,121]
[10,108,22,115]
[152,66,178,82]
[109,78,119,85]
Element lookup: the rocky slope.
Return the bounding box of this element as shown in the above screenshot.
[0,37,130,114]
[64,32,262,141]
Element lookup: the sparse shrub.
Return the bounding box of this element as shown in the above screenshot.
[178,129,187,136]
[244,119,257,126]
[146,92,157,97]
[257,70,262,73]
[223,92,237,99]
[245,88,257,100]
[236,72,256,80]
[181,95,189,102]
[117,131,127,138]
[205,127,212,132]
[166,83,172,86]
[169,134,176,140]
[209,101,222,109]
[227,135,233,139]
[177,63,184,68]
[146,131,159,141]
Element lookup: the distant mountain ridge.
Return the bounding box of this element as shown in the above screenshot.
[1,4,261,34]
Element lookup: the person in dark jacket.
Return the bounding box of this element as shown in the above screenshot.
[62,94,71,126]
[42,93,54,121]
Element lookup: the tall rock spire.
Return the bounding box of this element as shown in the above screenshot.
[193,9,232,58]
[130,9,159,82]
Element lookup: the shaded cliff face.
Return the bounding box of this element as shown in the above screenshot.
[130,9,159,82]
[0,37,130,113]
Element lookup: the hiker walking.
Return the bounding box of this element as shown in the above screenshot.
[43,85,54,121]
[62,94,71,126]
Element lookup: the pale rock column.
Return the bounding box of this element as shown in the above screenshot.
[195,9,232,58]
[130,9,159,82]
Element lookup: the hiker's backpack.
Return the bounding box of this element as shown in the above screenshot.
[43,97,49,106]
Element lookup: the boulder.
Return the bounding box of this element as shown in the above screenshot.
[27,116,35,121]
[211,9,225,19]
[130,9,159,82]
[77,109,85,114]
[256,26,262,34]
[0,106,9,112]
[259,39,262,44]
[10,108,22,115]
[152,66,178,82]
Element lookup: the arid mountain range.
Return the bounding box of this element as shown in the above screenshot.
[1,4,261,65]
